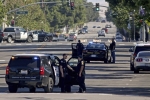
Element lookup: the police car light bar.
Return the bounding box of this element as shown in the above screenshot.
[93,39,101,42]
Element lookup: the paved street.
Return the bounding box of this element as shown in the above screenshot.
[0,22,150,100]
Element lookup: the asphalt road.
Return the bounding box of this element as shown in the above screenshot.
[0,22,149,100]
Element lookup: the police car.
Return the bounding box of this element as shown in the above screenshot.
[83,39,111,63]
[129,42,150,72]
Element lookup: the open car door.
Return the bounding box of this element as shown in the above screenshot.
[71,43,78,57]
[67,57,79,85]
[53,56,60,86]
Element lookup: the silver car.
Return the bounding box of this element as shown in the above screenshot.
[134,51,150,73]
[52,34,58,41]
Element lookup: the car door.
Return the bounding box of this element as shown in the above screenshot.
[19,28,28,40]
[67,57,79,85]
[53,56,60,86]
[71,43,78,57]
[32,31,38,41]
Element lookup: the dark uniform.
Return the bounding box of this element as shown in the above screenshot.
[59,58,68,92]
[76,43,84,56]
[76,60,86,92]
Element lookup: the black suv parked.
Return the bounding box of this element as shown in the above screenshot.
[5,54,55,93]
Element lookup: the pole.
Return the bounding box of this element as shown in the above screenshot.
[143,22,145,42]
[133,16,135,41]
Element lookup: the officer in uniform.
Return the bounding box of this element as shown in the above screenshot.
[59,54,74,93]
[76,40,84,56]
[76,55,86,93]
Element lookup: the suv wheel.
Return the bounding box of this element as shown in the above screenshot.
[44,77,54,93]
[8,85,18,93]
[44,37,49,42]
[27,36,32,43]
[29,87,36,93]
[87,60,90,63]
[7,36,12,43]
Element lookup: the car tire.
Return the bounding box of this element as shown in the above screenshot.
[104,58,108,63]
[130,64,134,71]
[29,87,36,93]
[44,37,49,42]
[27,36,33,43]
[134,69,139,73]
[44,77,54,93]
[8,85,18,93]
[7,36,12,43]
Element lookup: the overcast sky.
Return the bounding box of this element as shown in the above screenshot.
[87,0,108,6]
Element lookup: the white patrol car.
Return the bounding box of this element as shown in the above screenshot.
[129,42,150,72]
[134,51,150,73]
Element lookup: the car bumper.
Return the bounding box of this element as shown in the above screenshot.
[83,55,105,61]
[135,66,150,71]
[5,76,47,88]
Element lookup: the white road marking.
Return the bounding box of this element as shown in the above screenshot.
[6,44,11,45]
[118,44,125,45]
[57,43,62,44]
[16,44,21,45]
[26,44,32,45]
[0,60,6,61]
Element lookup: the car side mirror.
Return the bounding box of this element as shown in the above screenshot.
[129,48,133,52]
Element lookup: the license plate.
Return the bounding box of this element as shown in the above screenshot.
[146,64,150,66]
[20,70,28,74]
[91,55,96,57]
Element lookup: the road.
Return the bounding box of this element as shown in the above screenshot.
[0,22,149,100]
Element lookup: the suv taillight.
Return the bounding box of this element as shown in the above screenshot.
[6,66,9,75]
[40,66,44,75]
[136,58,143,62]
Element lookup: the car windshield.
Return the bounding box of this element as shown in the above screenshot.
[135,46,150,54]
[86,44,105,49]
[138,52,150,57]
[9,56,40,68]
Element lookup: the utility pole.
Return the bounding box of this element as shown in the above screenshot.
[133,10,135,41]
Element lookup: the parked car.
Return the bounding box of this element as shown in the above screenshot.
[58,34,66,41]
[115,37,123,42]
[2,27,34,43]
[105,24,112,28]
[5,54,55,93]
[98,30,106,37]
[67,33,77,41]
[133,51,150,73]
[129,43,150,71]
[52,34,58,42]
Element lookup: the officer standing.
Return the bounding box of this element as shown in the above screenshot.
[109,38,116,63]
[76,55,86,93]
[76,40,84,56]
[59,54,74,93]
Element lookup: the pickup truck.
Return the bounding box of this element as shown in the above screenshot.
[1,27,34,43]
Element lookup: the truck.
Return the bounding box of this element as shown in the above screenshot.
[1,27,34,43]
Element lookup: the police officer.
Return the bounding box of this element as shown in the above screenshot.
[76,55,86,93]
[109,38,116,63]
[59,54,74,93]
[76,40,84,56]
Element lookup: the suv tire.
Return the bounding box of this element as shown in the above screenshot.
[134,69,139,73]
[104,58,108,63]
[8,85,18,93]
[27,36,33,43]
[44,77,54,93]
[7,36,12,43]
[130,64,134,71]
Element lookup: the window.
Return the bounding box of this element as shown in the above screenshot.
[9,57,40,68]
[19,28,26,32]
[4,28,15,32]
[68,58,78,66]
[138,52,150,57]
[86,44,105,49]
[135,46,150,54]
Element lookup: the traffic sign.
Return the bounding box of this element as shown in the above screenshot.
[16,11,28,14]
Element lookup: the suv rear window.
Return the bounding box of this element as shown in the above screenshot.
[9,56,40,68]
[4,28,15,32]
[135,46,150,54]
[86,44,105,49]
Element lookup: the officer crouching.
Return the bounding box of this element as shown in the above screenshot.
[59,54,74,93]
[76,55,86,93]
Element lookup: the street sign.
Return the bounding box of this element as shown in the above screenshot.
[16,11,28,14]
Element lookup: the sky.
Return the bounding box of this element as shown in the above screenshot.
[87,0,108,6]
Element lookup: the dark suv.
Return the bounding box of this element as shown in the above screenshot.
[5,54,55,93]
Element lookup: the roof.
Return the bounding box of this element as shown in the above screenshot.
[15,54,46,56]
[134,42,150,46]
[138,51,150,53]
